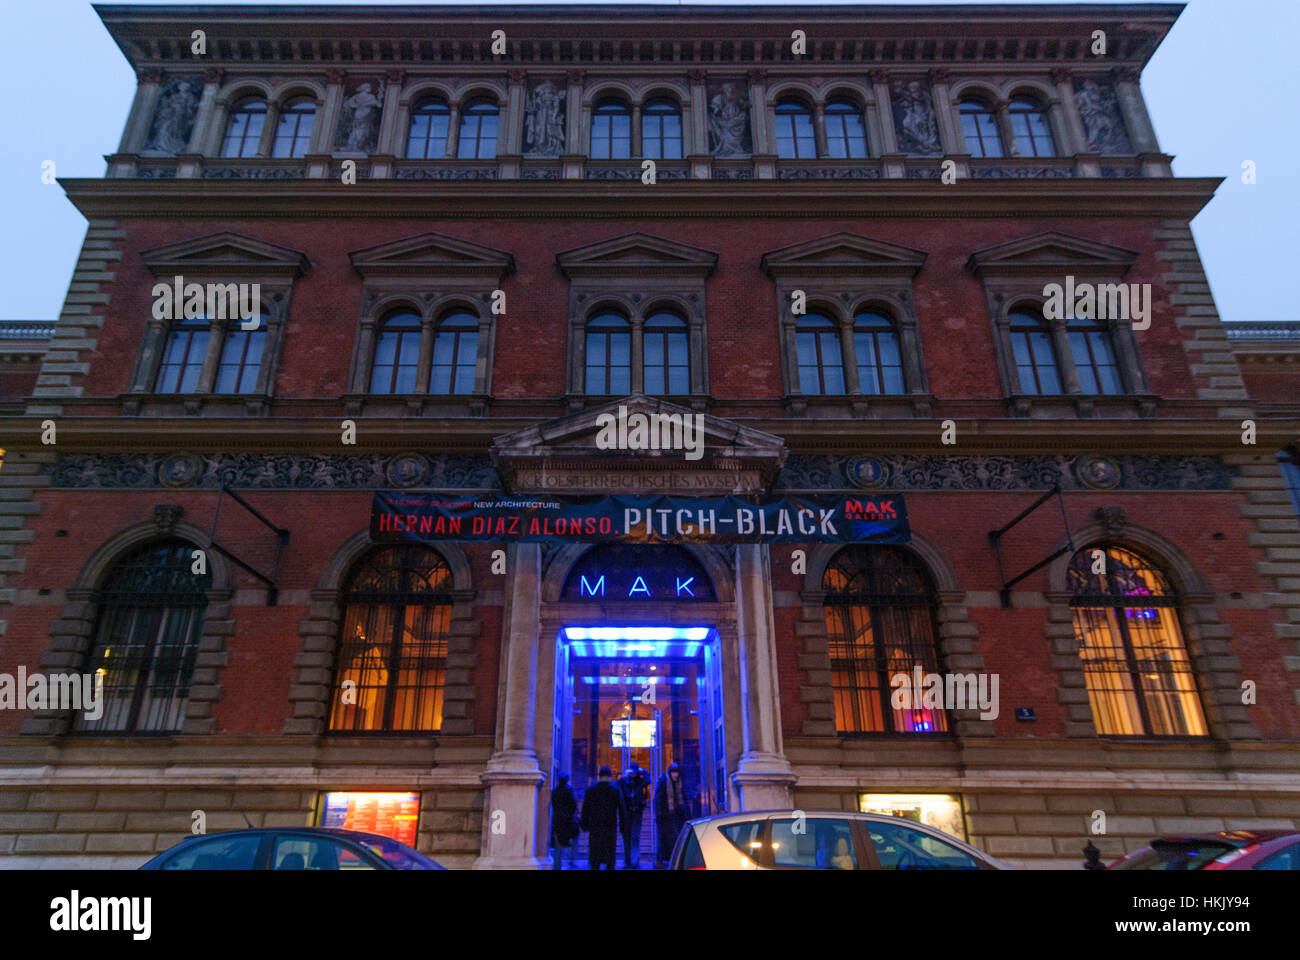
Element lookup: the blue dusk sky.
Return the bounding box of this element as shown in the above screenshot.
[1,0,1294,324]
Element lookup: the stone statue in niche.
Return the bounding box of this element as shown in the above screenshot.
[707,80,751,157]
[891,79,941,156]
[335,78,386,153]
[1073,79,1132,154]
[523,79,566,156]
[144,76,202,153]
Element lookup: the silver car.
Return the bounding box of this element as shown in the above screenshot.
[669,810,1009,871]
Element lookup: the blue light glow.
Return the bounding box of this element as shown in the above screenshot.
[564,626,709,641]
[580,676,689,685]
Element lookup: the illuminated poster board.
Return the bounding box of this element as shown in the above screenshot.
[611,719,657,748]
[320,792,420,847]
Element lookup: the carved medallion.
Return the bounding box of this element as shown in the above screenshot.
[158,453,202,488]
[1076,455,1121,490]
[386,454,430,488]
[845,456,889,489]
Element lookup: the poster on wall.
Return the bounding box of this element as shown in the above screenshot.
[319,791,420,847]
[372,492,909,545]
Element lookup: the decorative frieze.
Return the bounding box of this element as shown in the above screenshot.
[48,452,502,491]
[778,453,1237,492]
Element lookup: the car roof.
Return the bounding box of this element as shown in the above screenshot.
[1152,829,1300,846]
[171,826,397,843]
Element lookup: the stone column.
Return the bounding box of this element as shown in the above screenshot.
[1052,69,1098,176]
[195,321,226,394]
[316,69,346,155]
[131,319,168,392]
[994,98,1019,157]
[186,69,224,155]
[562,70,585,179]
[476,543,545,868]
[1112,320,1149,393]
[1113,68,1158,153]
[748,70,774,178]
[687,69,711,179]
[870,70,904,178]
[415,317,435,394]
[256,102,281,158]
[631,102,643,158]
[731,544,796,810]
[445,104,462,158]
[928,69,961,155]
[630,316,645,394]
[837,319,861,395]
[1049,317,1083,395]
[118,67,164,154]
[350,321,376,393]
[812,102,829,158]
[499,69,527,178]
[371,69,405,177]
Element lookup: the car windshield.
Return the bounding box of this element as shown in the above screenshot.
[1112,841,1236,870]
[355,834,440,869]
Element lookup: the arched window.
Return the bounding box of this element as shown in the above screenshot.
[1068,315,1123,395]
[585,312,631,395]
[795,314,845,395]
[1008,97,1055,158]
[370,310,422,394]
[272,98,315,158]
[641,98,682,159]
[853,311,904,395]
[328,545,452,733]
[1008,309,1062,395]
[457,99,498,159]
[430,310,478,395]
[775,99,816,159]
[1068,545,1208,737]
[643,311,689,395]
[221,98,267,158]
[825,100,868,159]
[75,539,211,733]
[959,99,1003,158]
[591,98,632,159]
[823,546,947,735]
[156,317,210,394]
[407,98,451,158]
[214,313,268,394]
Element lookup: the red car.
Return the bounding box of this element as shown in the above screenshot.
[1108,829,1300,870]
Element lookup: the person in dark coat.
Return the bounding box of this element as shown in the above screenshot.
[549,771,579,871]
[617,761,650,869]
[653,762,690,868]
[580,765,625,870]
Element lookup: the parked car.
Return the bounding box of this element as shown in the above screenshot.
[139,827,445,870]
[1107,829,1300,870]
[669,810,1009,870]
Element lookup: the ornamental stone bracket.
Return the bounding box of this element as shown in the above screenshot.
[489,393,788,496]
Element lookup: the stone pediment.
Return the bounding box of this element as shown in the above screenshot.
[490,395,787,495]
[760,232,927,279]
[556,233,718,279]
[139,232,311,279]
[349,232,515,281]
[966,231,1138,279]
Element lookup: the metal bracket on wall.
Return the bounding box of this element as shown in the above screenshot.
[988,485,1074,608]
[206,485,290,605]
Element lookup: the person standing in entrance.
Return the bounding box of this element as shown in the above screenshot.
[618,762,650,869]
[580,765,625,870]
[550,771,579,871]
[653,762,690,868]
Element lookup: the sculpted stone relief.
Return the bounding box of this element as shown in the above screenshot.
[1073,78,1133,154]
[891,78,942,156]
[706,79,752,157]
[145,75,202,153]
[523,78,566,156]
[335,77,386,152]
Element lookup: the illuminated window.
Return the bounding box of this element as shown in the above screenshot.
[795,314,845,395]
[369,310,422,394]
[959,99,1002,158]
[75,539,210,734]
[825,100,868,158]
[1008,309,1062,395]
[221,98,266,158]
[430,310,478,395]
[155,317,210,394]
[584,311,631,395]
[823,546,948,734]
[1008,97,1055,157]
[591,99,632,159]
[329,545,452,733]
[643,311,689,395]
[1068,544,1208,737]
[775,100,815,159]
[860,794,967,841]
[853,311,905,395]
[641,99,682,159]
[272,98,315,158]
[457,99,498,159]
[407,98,451,159]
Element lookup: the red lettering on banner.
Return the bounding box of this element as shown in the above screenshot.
[508,516,520,535]
[472,517,484,535]
[449,518,461,535]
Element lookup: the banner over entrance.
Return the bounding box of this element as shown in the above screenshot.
[372,492,909,545]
